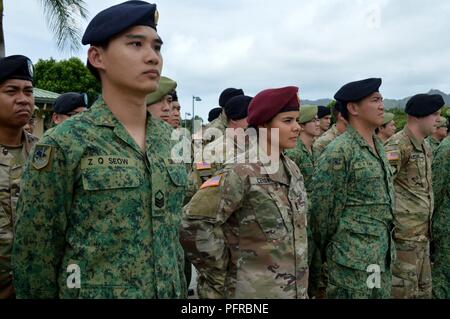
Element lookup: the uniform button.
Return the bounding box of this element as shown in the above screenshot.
[2,148,8,155]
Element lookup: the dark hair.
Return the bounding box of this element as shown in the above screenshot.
[86,42,110,81]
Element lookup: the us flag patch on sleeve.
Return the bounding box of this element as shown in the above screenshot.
[200,175,223,189]
[387,151,400,161]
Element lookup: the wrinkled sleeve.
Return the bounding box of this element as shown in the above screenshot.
[180,168,245,299]
[12,137,72,299]
[432,144,449,214]
[309,150,348,260]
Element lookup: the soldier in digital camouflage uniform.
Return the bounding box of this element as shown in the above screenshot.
[313,101,348,157]
[425,116,447,154]
[385,93,444,299]
[181,86,309,299]
[0,55,38,299]
[431,136,450,299]
[12,1,187,299]
[317,105,332,137]
[285,105,322,298]
[310,78,396,299]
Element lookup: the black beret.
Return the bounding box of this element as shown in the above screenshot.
[405,94,445,118]
[0,55,34,84]
[170,90,178,102]
[224,95,252,120]
[334,78,382,103]
[82,1,158,45]
[208,107,222,122]
[53,93,88,114]
[317,105,331,119]
[219,88,244,108]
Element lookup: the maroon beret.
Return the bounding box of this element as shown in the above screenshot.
[247,86,300,126]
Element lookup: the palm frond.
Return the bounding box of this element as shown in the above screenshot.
[38,0,89,54]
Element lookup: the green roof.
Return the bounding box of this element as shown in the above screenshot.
[34,88,60,105]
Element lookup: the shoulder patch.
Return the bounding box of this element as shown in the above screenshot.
[32,145,52,170]
[386,150,400,162]
[200,174,222,189]
[196,162,212,170]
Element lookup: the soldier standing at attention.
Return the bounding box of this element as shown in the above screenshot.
[313,101,348,156]
[385,94,444,299]
[181,86,309,299]
[43,93,89,137]
[203,88,245,144]
[285,105,321,297]
[430,135,450,299]
[375,112,396,143]
[146,76,177,123]
[12,1,187,299]
[425,116,448,153]
[168,91,181,129]
[310,78,396,299]
[0,55,37,299]
[317,105,332,136]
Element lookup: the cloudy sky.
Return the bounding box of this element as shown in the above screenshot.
[4,0,450,121]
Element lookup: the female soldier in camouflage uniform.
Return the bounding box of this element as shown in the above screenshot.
[180,86,309,299]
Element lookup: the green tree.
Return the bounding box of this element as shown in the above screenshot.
[0,0,88,57]
[34,57,101,106]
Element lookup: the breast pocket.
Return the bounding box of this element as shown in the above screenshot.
[407,155,426,188]
[80,167,143,234]
[165,161,188,224]
[82,166,142,191]
[250,184,291,242]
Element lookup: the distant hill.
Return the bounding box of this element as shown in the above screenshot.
[302,89,450,109]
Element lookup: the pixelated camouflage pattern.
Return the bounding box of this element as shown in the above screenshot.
[425,136,440,154]
[12,98,187,299]
[181,147,309,299]
[391,240,431,298]
[0,131,37,299]
[310,125,395,299]
[431,137,450,299]
[203,111,228,145]
[313,124,340,156]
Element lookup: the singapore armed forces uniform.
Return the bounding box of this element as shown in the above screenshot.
[181,150,309,299]
[12,98,187,299]
[0,131,37,298]
[430,137,450,299]
[311,125,395,299]
[385,127,433,299]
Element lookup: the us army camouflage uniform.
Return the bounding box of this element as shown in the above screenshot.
[203,111,228,145]
[187,132,247,201]
[431,137,450,299]
[0,131,37,299]
[12,98,187,299]
[285,139,321,297]
[385,127,433,299]
[310,125,395,299]
[425,136,440,154]
[313,124,340,156]
[181,147,309,299]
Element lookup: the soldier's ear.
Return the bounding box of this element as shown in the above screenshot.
[88,46,106,72]
[347,102,359,117]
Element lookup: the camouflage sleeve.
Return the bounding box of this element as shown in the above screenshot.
[309,149,348,260]
[432,144,449,212]
[384,140,406,178]
[180,168,246,299]
[12,138,72,298]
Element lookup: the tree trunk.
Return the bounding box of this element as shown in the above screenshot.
[0,0,5,57]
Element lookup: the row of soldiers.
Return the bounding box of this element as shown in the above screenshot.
[182,79,449,299]
[0,0,448,299]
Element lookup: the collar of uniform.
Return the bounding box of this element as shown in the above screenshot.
[403,126,424,151]
[258,148,291,186]
[91,97,117,127]
[346,125,370,148]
